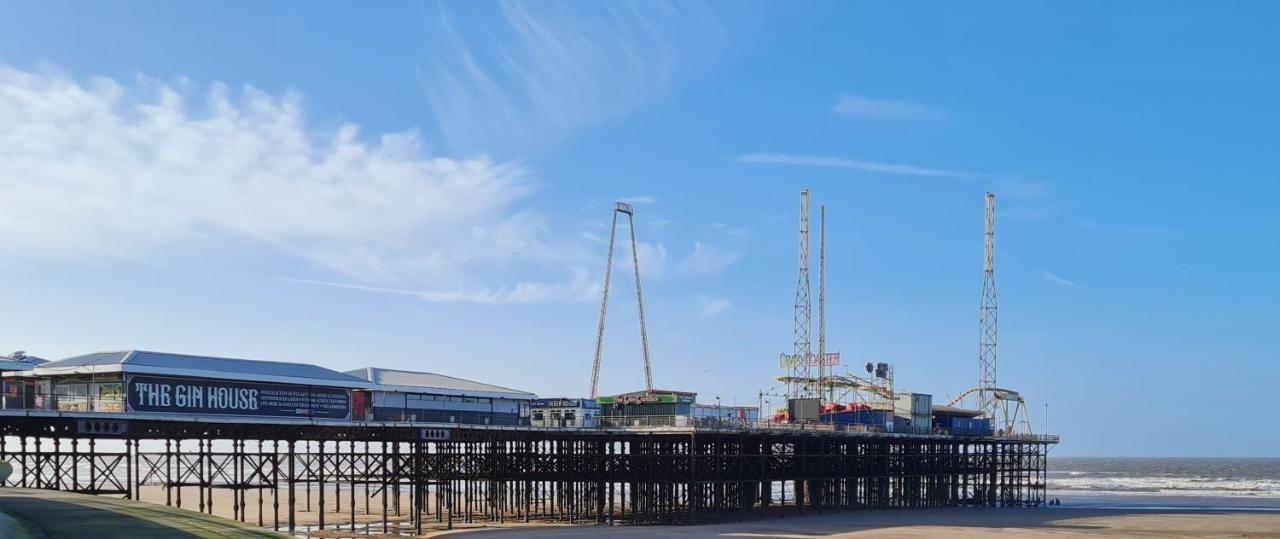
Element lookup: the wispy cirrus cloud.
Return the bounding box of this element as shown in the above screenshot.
[739,151,1074,223]
[995,178,1072,222]
[735,153,980,178]
[833,94,941,122]
[577,207,739,282]
[711,222,749,237]
[420,1,726,155]
[0,65,598,303]
[1042,271,1083,289]
[696,294,732,318]
[676,242,739,278]
[616,241,737,281]
[284,270,599,304]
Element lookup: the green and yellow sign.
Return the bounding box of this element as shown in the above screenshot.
[598,392,693,405]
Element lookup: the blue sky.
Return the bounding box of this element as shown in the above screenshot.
[1,1,1276,456]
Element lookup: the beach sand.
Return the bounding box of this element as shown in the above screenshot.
[458,508,1280,538]
[132,483,421,531]
[27,484,1280,537]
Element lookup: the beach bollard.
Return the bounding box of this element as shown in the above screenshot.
[0,459,11,484]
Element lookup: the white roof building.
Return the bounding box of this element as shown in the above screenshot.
[0,351,47,372]
[346,367,535,400]
[27,350,372,389]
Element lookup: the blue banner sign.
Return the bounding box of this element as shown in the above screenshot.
[127,375,350,419]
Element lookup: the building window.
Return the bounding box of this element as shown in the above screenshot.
[55,383,90,412]
[94,382,123,413]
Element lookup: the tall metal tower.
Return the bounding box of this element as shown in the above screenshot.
[817,205,827,404]
[977,193,998,418]
[589,202,654,399]
[790,190,813,399]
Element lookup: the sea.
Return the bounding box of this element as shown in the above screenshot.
[1050,457,1280,511]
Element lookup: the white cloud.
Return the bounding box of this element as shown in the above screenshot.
[1042,271,1082,289]
[579,230,607,244]
[630,241,669,279]
[696,294,731,318]
[286,268,599,304]
[420,1,726,155]
[610,240,736,281]
[735,153,979,178]
[0,65,593,302]
[711,222,749,236]
[833,95,940,122]
[676,242,739,277]
[619,195,658,204]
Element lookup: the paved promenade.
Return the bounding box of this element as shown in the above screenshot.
[0,488,286,538]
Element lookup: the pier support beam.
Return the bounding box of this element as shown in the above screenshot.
[0,416,1050,532]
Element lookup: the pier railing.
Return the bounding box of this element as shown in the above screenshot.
[2,393,1059,442]
[594,415,1059,441]
[995,433,1060,443]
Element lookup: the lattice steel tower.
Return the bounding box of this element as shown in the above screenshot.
[977,193,998,418]
[817,204,827,404]
[790,190,813,399]
[589,202,654,399]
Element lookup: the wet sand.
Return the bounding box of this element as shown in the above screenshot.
[456,507,1280,538]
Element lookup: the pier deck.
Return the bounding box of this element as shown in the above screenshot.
[0,411,1053,534]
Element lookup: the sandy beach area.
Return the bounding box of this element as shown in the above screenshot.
[93,484,1280,537]
[8,482,1280,537]
[131,483,421,531]
[457,507,1280,538]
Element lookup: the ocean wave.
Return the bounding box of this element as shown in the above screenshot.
[1049,476,1280,498]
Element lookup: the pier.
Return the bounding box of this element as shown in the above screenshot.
[1,412,1053,534]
